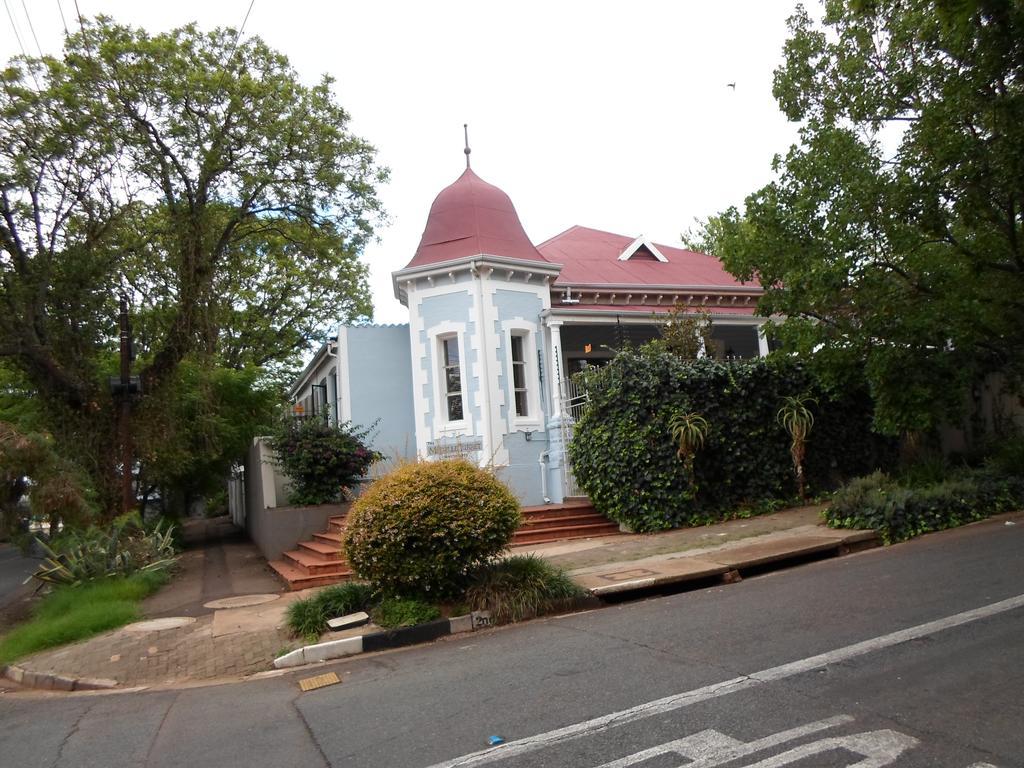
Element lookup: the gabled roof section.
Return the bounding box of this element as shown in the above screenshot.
[400,168,549,270]
[618,235,668,263]
[537,225,759,290]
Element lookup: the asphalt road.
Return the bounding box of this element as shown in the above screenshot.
[2,516,1022,767]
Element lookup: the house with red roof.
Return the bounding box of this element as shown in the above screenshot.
[288,160,767,509]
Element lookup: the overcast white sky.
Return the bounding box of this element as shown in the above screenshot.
[2,0,806,325]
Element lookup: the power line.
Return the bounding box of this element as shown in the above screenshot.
[3,0,39,88]
[233,0,255,49]
[3,0,28,59]
[20,0,44,57]
[55,0,68,35]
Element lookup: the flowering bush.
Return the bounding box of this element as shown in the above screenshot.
[268,416,380,505]
[343,460,520,598]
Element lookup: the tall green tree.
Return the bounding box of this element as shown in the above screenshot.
[0,18,387,517]
[691,0,1024,434]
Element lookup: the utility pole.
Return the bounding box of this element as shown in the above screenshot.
[115,292,138,517]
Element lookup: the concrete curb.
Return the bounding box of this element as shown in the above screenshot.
[2,664,118,691]
[273,612,493,669]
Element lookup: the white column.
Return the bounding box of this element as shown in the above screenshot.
[546,320,564,416]
[326,366,338,426]
[757,321,770,358]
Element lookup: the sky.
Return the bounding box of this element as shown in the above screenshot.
[1,0,806,326]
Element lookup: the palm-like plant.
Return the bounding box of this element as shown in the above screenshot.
[778,395,817,499]
[669,411,710,493]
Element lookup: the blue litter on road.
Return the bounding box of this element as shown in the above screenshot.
[487,736,505,746]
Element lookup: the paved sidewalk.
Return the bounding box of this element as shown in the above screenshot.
[4,505,880,690]
[514,504,881,594]
[3,519,308,689]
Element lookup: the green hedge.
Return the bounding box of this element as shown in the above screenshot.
[569,351,893,532]
[824,469,1024,543]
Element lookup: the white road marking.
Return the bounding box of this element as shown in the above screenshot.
[594,715,854,768]
[742,730,918,767]
[425,593,1024,768]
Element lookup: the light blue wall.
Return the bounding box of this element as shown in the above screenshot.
[417,290,477,431]
[492,288,549,506]
[345,325,416,465]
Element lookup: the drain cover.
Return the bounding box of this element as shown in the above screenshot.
[203,594,280,610]
[124,617,196,632]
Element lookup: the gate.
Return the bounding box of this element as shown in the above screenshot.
[558,376,589,498]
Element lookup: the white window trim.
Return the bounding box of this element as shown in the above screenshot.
[502,320,543,430]
[429,325,470,433]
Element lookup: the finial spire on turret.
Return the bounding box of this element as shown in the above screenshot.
[463,123,471,169]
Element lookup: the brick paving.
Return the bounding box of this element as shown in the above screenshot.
[19,615,293,686]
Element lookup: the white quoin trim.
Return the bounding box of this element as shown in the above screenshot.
[336,326,353,423]
[617,235,668,263]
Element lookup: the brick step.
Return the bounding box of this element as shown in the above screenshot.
[328,516,348,533]
[511,522,621,546]
[269,559,353,591]
[313,531,343,545]
[520,501,595,520]
[518,513,611,531]
[298,539,346,561]
[283,549,352,575]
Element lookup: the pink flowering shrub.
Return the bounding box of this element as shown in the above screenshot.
[268,416,380,505]
[343,460,520,598]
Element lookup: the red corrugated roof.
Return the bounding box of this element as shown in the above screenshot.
[538,225,759,290]
[404,168,549,269]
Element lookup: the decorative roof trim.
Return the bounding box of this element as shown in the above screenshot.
[392,253,563,304]
[288,342,334,399]
[617,235,668,263]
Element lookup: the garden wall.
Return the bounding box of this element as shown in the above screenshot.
[247,502,349,562]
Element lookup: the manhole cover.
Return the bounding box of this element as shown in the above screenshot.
[124,617,196,632]
[203,593,280,610]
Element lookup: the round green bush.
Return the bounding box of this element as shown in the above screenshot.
[343,460,520,598]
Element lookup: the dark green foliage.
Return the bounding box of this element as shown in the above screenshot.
[690,1,1024,435]
[33,514,178,586]
[284,581,376,642]
[825,468,1024,544]
[0,18,386,516]
[370,597,441,629]
[344,460,521,599]
[268,417,381,505]
[465,555,586,623]
[569,350,894,532]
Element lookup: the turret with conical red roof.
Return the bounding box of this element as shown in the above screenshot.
[403,168,549,269]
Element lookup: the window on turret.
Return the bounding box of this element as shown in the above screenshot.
[441,335,464,422]
[510,333,529,417]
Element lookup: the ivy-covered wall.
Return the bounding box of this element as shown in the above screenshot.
[568,351,894,532]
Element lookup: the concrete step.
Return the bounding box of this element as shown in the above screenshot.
[269,559,354,591]
[298,539,346,561]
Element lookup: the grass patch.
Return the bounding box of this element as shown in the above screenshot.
[370,597,440,629]
[465,555,586,623]
[0,569,169,665]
